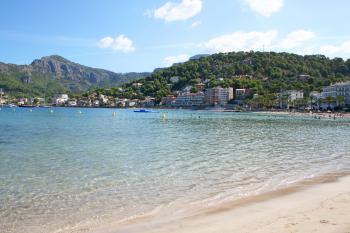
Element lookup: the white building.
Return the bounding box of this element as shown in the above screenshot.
[68,99,77,107]
[53,94,69,105]
[279,90,304,109]
[93,100,100,106]
[132,83,143,88]
[235,89,246,99]
[321,82,350,107]
[170,76,180,83]
[99,94,109,105]
[115,98,128,108]
[174,92,205,107]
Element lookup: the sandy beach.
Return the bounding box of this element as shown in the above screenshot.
[255,111,350,119]
[93,175,350,233]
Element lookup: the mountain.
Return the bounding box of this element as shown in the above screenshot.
[0,55,150,97]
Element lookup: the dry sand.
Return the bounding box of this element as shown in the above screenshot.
[96,175,350,233]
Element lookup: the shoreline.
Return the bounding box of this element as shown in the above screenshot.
[83,172,350,233]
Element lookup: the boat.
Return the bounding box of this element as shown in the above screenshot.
[19,105,36,108]
[2,104,17,108]
[134,109,151,113]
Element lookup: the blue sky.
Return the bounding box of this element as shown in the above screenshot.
[1,0,350,72]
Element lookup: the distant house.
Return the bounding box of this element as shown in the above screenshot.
[142,96,155,107]
[68,99,77,107]
[132,83,143,88]
[99,94,109,105]
[170,76,180,83]
[53,94,69,106]
[127,100,137,107]
[195,83,206,91]
[235,89,246,99]
[17,98,28,106]
[93,100,100,107]
[115,98,128,108]
[279,90,304,109]
[298,74,311,81]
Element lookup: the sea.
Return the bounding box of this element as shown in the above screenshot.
[0,107,350,233]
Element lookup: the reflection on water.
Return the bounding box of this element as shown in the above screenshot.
[0,108,349,232]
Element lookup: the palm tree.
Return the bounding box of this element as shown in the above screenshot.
[324,96,336,110]
[336,96,345,109]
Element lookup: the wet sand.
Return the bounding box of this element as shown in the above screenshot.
[93,175,350,233]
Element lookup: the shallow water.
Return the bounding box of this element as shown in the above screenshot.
[0,107,350,233]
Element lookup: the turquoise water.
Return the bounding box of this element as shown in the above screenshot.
[1,107,350,233]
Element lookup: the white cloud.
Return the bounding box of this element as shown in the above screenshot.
[152,0,202,22]
[97,37,114,48]
[319,45,340,54]
[97,35,135,53]
[341,41,350,53]
[200,29,318,53]
[243,0,283,17]
[318,41,350,55]
[202,30,278,53]
[164,54,189,66]
[191,20,201,28]
[277,30,315,49]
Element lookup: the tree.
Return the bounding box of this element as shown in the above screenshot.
[336,96,345,109]
[190,87,198,93]
[324,96,336,109]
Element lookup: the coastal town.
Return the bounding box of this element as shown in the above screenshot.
[1,80,350,112]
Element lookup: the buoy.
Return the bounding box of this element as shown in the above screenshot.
[12,108,16,112]
[162,113,166,120]
[78,110,82,115]
[29,109,33,112]
[50,109,54,113]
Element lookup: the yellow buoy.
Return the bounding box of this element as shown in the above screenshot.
[162,113,166,120]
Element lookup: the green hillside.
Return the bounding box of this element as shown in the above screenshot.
[91,51,350,101]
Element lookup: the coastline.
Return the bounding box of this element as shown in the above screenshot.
[89,173,350,233]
